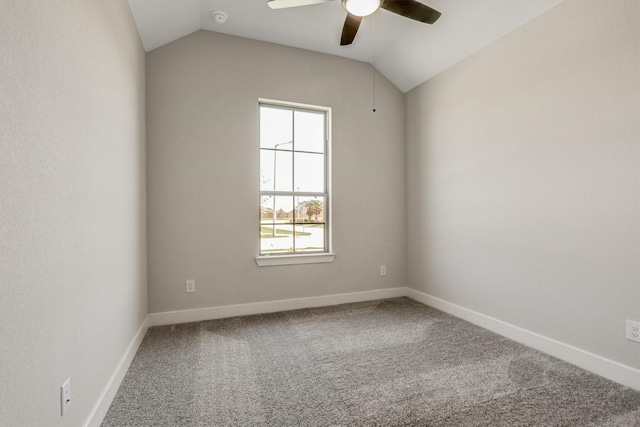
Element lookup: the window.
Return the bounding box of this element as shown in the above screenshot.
[257,100,333,265]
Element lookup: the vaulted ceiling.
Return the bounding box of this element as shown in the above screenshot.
[128,0,564,92]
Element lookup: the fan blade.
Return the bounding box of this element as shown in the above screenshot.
[340,13,362,46]
[381,0,441,24]
[267,0,330,9]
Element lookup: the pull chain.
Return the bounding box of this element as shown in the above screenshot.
[372,16,376,113]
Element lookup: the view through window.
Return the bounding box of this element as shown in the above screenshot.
[259,101,329,255]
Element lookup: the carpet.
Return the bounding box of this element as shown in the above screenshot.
[102,297,640,426]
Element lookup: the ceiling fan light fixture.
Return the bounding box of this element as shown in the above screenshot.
[342,0,381,17]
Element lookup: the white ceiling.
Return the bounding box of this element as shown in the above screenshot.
[127,0,564,92]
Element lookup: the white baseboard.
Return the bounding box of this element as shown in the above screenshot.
[83,316,150,427]
[405,288,640,391]
[148,287,406,327]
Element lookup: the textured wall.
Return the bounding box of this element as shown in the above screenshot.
[0,1,147,425]
[405,0,640,369]
[146,30,406,313]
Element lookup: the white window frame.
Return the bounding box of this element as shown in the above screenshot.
[256,99,335,267]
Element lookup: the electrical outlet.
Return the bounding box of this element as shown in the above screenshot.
[186,280,195,293]
[627,320,640,343]
[380,265,387,276]
[60,378,71,416]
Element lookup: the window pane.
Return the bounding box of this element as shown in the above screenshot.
[272,150,293,191]
[294,152,324,193]
[274,196,294,224]
[294,196,325,224]
[260,106,292,150]
[260,195,274,225]
[261,196,293,253]
[261,224,294,254]
[295,224,325,252]
[259,150,274,192]
[294,110,324,153]
[261,149,293,192]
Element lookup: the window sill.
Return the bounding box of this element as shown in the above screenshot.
[255,253,336,267]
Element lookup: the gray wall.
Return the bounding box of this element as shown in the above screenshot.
[405,0,640,368]
[0,1,147,425]
[147,30,406,313]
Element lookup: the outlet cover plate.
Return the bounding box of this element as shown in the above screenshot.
[627,320,640,343]
[186,280,195,293]
[60,378,71,416]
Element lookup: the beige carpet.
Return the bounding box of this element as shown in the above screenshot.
[102,298,640,426]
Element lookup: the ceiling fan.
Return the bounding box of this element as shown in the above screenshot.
[266,0,441,46]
